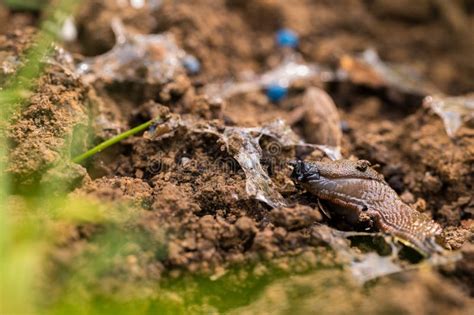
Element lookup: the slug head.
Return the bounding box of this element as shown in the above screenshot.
[289,160,320,183]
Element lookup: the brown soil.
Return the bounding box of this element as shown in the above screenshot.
[1,28,93,189]
[1,0,474,313]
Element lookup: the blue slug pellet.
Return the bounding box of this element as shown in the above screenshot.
[182,55,201,75]
[266,84,288,102]
[276,28,299,49]
[148,124,157,133]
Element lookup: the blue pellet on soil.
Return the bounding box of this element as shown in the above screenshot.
[266,84,288,102]
[182,55,201,75]
[276,28,299,48]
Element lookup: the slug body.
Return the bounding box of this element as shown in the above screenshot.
[290,159,443,256]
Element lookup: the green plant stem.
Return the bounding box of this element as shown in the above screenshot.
[72,118,158,164]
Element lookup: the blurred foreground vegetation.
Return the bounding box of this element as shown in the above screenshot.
[0,2,347,314]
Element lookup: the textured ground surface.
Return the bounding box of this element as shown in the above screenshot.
[1,0,473,313]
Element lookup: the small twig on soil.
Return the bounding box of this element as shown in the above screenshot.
[72,118,159,164]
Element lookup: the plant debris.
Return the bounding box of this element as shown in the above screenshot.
[289,87,343,148]
[77,19,194,84]
[425,94,474,138]
[205,54,335,101]
[340,49,439,97]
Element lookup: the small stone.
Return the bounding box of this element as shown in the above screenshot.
[400,191,415,204]
[422,172,442,193]
[413,198,427,212]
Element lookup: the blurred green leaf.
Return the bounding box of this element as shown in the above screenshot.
[3,0,48,10]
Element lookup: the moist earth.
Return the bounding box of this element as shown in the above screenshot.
[1,0,473,313]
